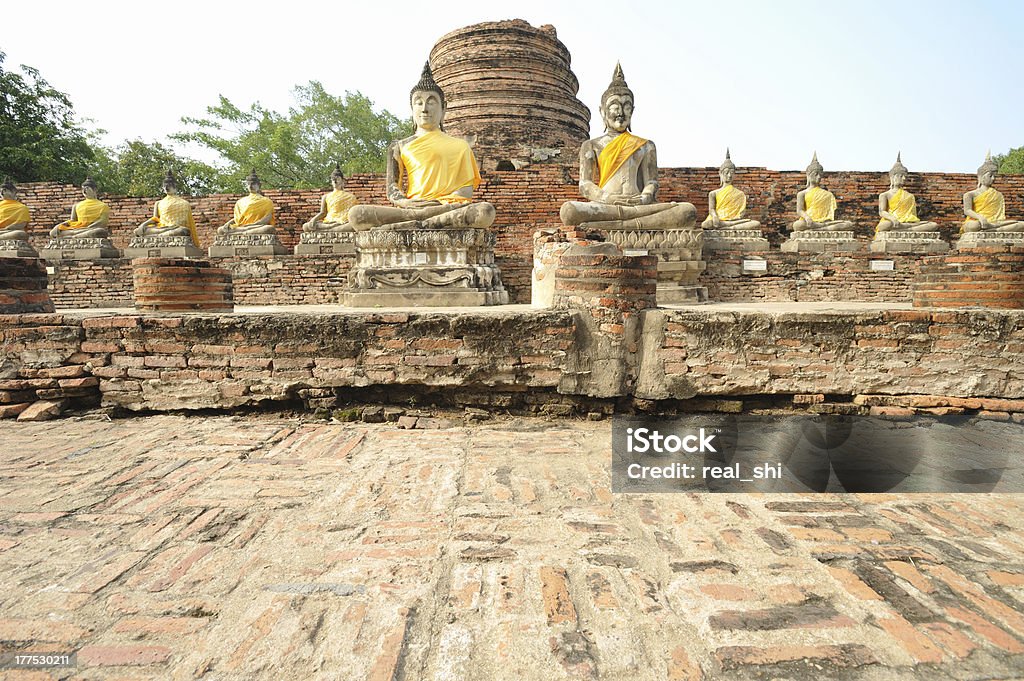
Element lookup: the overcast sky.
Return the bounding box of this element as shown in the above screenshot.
[5,0,1022,173]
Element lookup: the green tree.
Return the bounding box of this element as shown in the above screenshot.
[994,147,1024,174]
[174,82,412,189]
[91,139,225,197]
[0,51,95,183]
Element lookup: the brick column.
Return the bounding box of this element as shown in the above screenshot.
[913,246,1024,309]
[0,258,55,314]
[132,258,234,313]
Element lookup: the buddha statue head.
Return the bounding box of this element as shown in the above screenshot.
[977,152,998,188]
[81,176,98,200]
[600,62,634,134]
[244,168,262,194]
[888,152,909,190]
[1,177,16,201]
[162,169,180,196]
[330,162,346,191]
[410,62,445,132]
[719,149,736,185]
[805,153,824,187]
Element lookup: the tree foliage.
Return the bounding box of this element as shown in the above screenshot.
[0,51,95,183]
[91,139,223,197]
[994,147,1024,174]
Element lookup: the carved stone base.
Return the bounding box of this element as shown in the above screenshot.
[208,232,288,257]
[870,231,949,254]
[657,285,709,305]
[0,241,39,258]
[605,228,706,286]
[345,227,508,308]
[781,231,861,253]
[294,230,356,256]
[702,229,770,253]
[955,231,1024,250]
[39,237,120,260]
[123,235,204,259]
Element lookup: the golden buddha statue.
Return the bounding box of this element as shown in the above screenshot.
[50,177,111,238]
[304,163,357,232]
[218,170,277,235]
[963,153,1024,233]
[791,153,854,232]
[877,154,938,234]
[347,63,494,231]
[701,150,760,230]
[0,178,31,242]
[135,169,199,243]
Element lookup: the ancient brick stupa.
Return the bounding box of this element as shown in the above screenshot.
[429,19,590,171]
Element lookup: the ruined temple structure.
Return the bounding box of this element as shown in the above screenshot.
[429,19,590,171]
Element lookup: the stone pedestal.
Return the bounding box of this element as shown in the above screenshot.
[955,231,1024,250]
[0,257,54,314]
[294,230,356,256]
[531,229,572,308]
[781,231,860,253]
[913,246,1024,309]
[208,233,288,257]
[344,227,509,307]
[703,229,770,253]
[123,235,204,259]
[605,227,707,305]
[870,231,948,254]
[0,241,39,258]
[39,237,120,260]
[132,258,234,313]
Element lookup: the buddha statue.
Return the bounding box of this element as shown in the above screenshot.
[963,153,1024,233]
[560,63,695,231]
[346,63,494,231]
[701,150,760,230]
[0,178,31,242]
[218,170,276,235]
[50,177,111,238]
[877,154,938,234]
[304,163,356,232]
[135,169,199,243]
[791,153,854,232]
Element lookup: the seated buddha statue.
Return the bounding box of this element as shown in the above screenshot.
[218,170,277,235]
[791,153,854,232]
[0,178,31,242]
[50,177,111,238]
[135,169,199,243]
[346,63,494,231]
[963,153,1024,233]
[560,63,695,231]
[877,153,938,234]
[304,163,357,232]
[701,150,760,230]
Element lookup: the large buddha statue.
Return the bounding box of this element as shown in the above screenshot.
[346,63,494,231]
[560,63,695,231]
[963,153,1024,233]
[135,170,199,243]
[791,153,854,233]
[701,150,760,230]
[304,164,356,232]
[50,177,111,238]
[218,170,276,235]
[0,178,31,243]
[877,154,938,234]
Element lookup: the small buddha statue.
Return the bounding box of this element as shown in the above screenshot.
[963,153,1024,233]
[560,63,695,231]
[135,169,199,244]
[50,177,111,238]
[218,169,277,235]
[0,178,31,242]
[346,63,495,231]
[877,153,938,234]
[303,163,356,232]
[701,150,761,230]
[791,153,854,232]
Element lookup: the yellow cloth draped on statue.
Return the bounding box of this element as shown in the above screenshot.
[0,200,30,228]
[966,187,1006,226]
[805,186,837,222]
[597,132,648,188]
[877,189,921,231]
[232,193,275,227]
[399,129,481,204]
[325,189,357,223]
[715,184,746,220]
[61,198,109,230]
[156,195,199,245]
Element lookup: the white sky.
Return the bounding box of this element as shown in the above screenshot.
[4,0,1023,173]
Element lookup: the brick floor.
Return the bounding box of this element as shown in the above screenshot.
[1,415,1023,679]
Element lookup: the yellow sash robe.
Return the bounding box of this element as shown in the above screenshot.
[233,193,275,227]
[877,189,921,231]
[965,187,1006,227]
[324,189,357,223]
[400,130,481,204]
[155,195,199,245]
[804,186,837,222]
[0,200,30,228]
[597,132,648,188]
[714,184,747,220]
[61,198,109,230]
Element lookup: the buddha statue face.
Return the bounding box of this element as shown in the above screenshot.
[720,167,735,185]
[245,178,261,194]
[601,94,633,134]
[890,171,907,189]
[411,89,444,132]
[978,168,996,187]
[806,169,822,187]
[1,187,15,201]
[82,184,98,200]
[331,175,345,191]
[163,181,179,196]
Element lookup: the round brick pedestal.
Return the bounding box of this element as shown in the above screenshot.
[913,246,1024,309]
[0,257,55,314]
[132,258,234,313]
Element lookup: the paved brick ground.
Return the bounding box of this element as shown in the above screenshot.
[1,415,1023,680]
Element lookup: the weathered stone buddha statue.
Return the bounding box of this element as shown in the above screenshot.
[0,178,36,257]
[136,170,198,240]
[963,153,1024,234]
[877,154,939,234]
[346,63,494,231]
[219,170,276,235]
[559,63,695,232]
[304,164,357,233]
[50,177,111,239]
[701,150,760,231]
[791,154,854,233]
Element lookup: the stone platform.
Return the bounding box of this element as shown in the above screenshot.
[956,231,1024,250]
[39,237,120,260]
[295,230,356,256]
[781,231,861,253]
[702,228,770,253]
[871,231,949,254]
[209,232,288,257]
[123,235,204,259]
[0,241,39,258]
